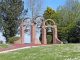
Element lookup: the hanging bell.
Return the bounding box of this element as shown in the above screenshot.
[47,27,52,32]
[26,25,30,30]
[37,23,41,28]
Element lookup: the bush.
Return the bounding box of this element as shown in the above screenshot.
[47,35,52,44]
[9,36,20,43]
[0,41,3,44]
[69,37,76,43]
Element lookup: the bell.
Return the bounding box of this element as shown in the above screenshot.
[37,23,41,28]
[26,25,30,30]
[47,27,52,32]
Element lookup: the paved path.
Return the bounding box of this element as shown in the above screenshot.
[0,44,59,53]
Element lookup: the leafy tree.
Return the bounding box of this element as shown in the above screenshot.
[43,7,56,19]
[0,0,24,42]
[39,7,60,43]
[56,0,80,42]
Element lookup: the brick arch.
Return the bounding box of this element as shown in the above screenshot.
[22,17,32,23]
[44,19,55,25]
[33,15,45,21]
[42,19,63,44]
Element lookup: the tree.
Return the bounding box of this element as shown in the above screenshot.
[56,0,80,42]
[26,0,44,19]
[0,0,24,42]
[39,7,60,43]
[43,7,59,35]
[43,7,56,19]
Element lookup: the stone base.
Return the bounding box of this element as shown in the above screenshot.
[14,38,23,44]
[35,37,41,44]
[55,38,63,44]
[31,37,41,44]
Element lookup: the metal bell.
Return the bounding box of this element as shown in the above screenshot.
[37,23,41,28]
[47,27,52,32]
[26,25,30,30]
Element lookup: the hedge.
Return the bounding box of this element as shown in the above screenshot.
[47,35,52,44]
[9,36,20,43]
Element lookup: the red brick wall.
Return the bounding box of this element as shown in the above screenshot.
[42,25,47,44]
[56,38,63,44]
[53,25,63,44]
[31,23,36,44]
[14,22,63,44]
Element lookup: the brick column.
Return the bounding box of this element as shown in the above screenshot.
[20,23,24,44]
[53,25,57,44]
[42,25,47,44]
[31,23,36,44]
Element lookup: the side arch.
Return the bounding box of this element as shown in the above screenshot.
[22,17,32,23]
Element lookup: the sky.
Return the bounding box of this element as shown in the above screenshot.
[23,0,67,12]
[1,0,80,44]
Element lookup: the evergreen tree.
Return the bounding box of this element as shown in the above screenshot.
[0,0,24,42]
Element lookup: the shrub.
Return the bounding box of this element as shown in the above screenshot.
[69,37,76,43]
[9,36,20,43]
[47,35,52,44]
[0,41,3,44]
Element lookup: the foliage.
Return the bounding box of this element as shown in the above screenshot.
[56,0,80,42]
[0,0,24,42]
[41,0,80,43]
[47,35,52,44]
[43,7,58,33]
[8,36,20,43]
[43,7,56,19]
[39,7,61,42]
[69,37,76,43]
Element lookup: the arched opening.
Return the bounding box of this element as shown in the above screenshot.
[22,17,32,44]
[33,16,45,44]
[45,20,55,44]
[42,19,57,44]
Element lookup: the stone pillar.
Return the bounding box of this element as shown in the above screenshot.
[20,23,24,44]
[31,23,36,44]
[42,25,47,44]
[53,25,57,44]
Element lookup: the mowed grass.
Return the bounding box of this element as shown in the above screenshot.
[0,44,12,49]
[0,44,80,60]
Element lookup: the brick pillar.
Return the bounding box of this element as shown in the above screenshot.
[31,23,36,44]
[42,25,47,44]
[53,25,57,44]
[20,23,24,44]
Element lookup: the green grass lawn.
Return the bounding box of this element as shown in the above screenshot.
[0,44,12,49]
[0,44,80,60]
